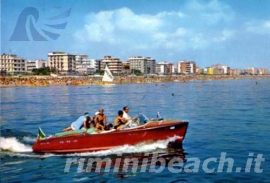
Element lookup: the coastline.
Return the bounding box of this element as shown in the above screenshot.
[0,75,269,87]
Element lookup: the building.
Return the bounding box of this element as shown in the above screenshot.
[101,56,123,74]
[211,64,230,75]
[259,68,269,75]
[122,61,131,74]
[244,68,255,75]
[48,52,76,74]
[95,59,103,72]
[177,61,196,74]
[129,56,156,74]
[229,69,242,75]
[75,55,95,75]
[244,67,269,75]
[25,60,47,72]
[196,68,204,74]
[156,61,174,75]
[0,54,26,75]
[207,67,214,75]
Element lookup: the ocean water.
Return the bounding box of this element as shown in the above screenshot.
[1,78,270,182]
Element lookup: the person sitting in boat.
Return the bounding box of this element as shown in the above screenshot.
[63,112,90,132]
[123,106,132,122]
[95,108,107,132]
[113,110,127,130]
[81,117,95,134]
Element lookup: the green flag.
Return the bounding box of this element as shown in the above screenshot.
[38,127,46,139]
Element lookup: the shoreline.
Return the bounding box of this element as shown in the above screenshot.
[0,75,269,87]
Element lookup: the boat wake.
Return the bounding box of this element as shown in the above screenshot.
[0,137,32,152]
[1,135,182,158]
[69,135,182,157]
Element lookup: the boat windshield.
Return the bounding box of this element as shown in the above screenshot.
[122,113,150,129]
[133,113,149,125]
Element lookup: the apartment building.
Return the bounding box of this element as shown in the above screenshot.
[211,64,230,75]
[156,61,174,75]
[129,56,156,74]
[101,56,123,74]
[48,52,76,74]
[177,61,196,74]
[0,54,26,75]
[75,55,95,75]
[25,60,47,72]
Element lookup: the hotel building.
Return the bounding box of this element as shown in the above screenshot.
[101,56,123,74]
[129,56,156,74]
[156,61,174,75]
[25,60,47,72]
[211,64,230,75]
[0,54,26,75]
[177,61,196,74]
[75,55,95,75]
[48,52,76,74]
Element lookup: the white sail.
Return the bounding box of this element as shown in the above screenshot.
[102,65,114,82]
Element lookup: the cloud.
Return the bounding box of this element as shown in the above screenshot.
[246,20,270,35]
[74,0,235,54]
[213,30,235,42]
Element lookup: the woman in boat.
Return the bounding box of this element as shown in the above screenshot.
[82,117,96,134]
[113,110,127,130]
[95,108,107,131]
[63,112,90,132]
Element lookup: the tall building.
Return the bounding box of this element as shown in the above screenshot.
[229,69,242,75]
[177,61,196,74]
[122,61,131,74]
[244,68,255,75]
[48,52,76,74]
[0,54,26,75]
[156,61,174,75]
[211,64,230,75]
[95,59,103,72]
[129,56,156,74]
[75,55,95,75]
[25,60,47,72]
[101,56,123,74]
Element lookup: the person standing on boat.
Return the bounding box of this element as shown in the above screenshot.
[63,112,90,132]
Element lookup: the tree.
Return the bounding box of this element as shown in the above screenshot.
[31,67,51,75]
[131,69,142,76]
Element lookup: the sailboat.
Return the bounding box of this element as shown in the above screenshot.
[100,65,115,86]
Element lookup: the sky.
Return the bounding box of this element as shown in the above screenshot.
[1,0,270,69]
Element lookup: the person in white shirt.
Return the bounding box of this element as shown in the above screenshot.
[123,106,132,122]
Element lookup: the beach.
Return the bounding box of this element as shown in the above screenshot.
[1,75,269,87]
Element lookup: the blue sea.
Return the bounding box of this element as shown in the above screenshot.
[1,78,270,182]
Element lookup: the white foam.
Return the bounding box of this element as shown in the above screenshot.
[0,137,32,152]
[68,135,181,157]
[0,136,182,158]
[23,136,36,143]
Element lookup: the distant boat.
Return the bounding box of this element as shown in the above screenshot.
[101,65,115,85]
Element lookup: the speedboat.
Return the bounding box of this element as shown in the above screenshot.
[32,114,188,153]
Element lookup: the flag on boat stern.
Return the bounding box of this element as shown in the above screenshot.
[37,127,46,139]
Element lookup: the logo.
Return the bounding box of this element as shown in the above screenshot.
[10,7,71,41]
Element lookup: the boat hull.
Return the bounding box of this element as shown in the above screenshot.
[32,121,188,153]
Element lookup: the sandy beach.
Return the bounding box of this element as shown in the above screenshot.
[0,75,269,87]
